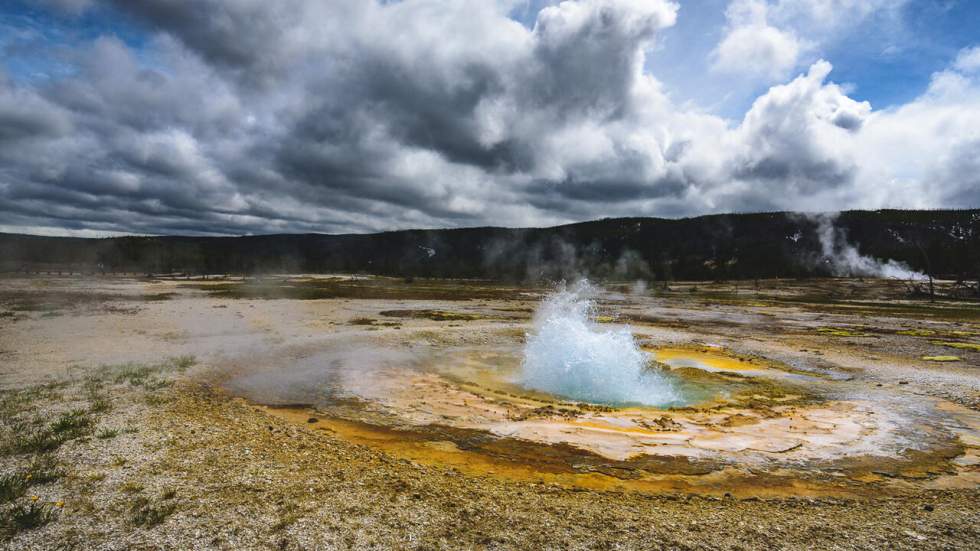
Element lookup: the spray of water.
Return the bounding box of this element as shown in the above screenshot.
[520,281,680,407]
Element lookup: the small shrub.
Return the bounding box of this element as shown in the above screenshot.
[50,409,91,437]
[12,427,63,455]
[25,456,63,485]
[88,396,111,414]
[0,474,26,503]
[1,502,57,537]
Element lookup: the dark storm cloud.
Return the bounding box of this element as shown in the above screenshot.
[0,0,978,237]
[107,0,303,83]
[0,76,71,145]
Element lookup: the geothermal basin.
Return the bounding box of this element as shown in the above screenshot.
[212,279,980,497]
[3,274,979,548]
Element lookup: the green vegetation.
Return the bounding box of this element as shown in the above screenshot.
[897,329,937,337]
[92,356,196,389]
[1,502,57,538]
[0,356,194,541]
[120,481,144,494]
[88,396,111,414]
[192,278,529,302]
[51,409,92,437]
[0,457,64,505]
[9,425,71,455]
[379,309,481,321]
[932,341,980,352]
[24,456,63,485]
[0,474,26,503]
[4,210,979,291]
[348,317,377,325]
[128,496,176,528]
[816,327,872,338]
[0,290,173,314]
[96,428,119,440]
[2,406,94,456]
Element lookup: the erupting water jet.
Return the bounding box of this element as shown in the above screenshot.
[520,281,680,407]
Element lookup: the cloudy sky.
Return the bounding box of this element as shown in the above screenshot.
[1,0,979,236]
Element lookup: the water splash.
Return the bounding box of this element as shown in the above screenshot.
[520,281,680,407]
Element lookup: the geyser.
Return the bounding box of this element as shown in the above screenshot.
[520,282,680,407]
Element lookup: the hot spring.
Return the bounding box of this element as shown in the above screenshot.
[214,277,976,495]
[520,282,682,407]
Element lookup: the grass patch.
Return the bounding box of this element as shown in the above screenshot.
[51,409,92,437]
[120,481,144,494]
[24,456,63,485]
[816,327,872,337]
[379,309,481,321]
[0,474,26,503]
[96,428,119,440]
[142,293,176,302]
[88,396,111,414]
[9,427,65,455]
[111,363,154,386]
[348,317,377,326]
[97,356,196,388]
[931,341,980,352]
[1,502,57,538]
[142,379,171,391]
[5,409,93,455]
[144,393,170,406]
[129,496,176,528]
[272,503,300,531]
[0,458,63,504]
[171,355,196,370]
[185,278,531,302]
[897,329,937,337]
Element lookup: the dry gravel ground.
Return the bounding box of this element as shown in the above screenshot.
[0,275,978,550]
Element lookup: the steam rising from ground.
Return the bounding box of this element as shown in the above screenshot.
[521,282,679,407]
[814,215,925,280]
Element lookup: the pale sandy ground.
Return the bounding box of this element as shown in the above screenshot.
[0,275,977,550]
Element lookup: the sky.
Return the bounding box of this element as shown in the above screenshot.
[1,0,979,236]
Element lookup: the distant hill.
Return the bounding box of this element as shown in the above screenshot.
[1,210,978,284]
